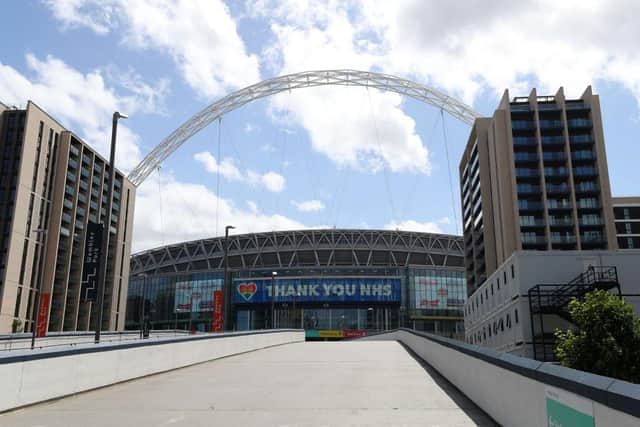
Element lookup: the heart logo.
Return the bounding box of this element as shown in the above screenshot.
[238,282,257,301]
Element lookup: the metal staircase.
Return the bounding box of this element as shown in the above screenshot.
[528,266,621,361]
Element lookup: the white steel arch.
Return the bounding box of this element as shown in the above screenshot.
[128,69,481,185]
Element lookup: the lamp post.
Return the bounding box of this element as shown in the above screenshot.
[222,225,235,331]
[30,228,48,349]
[95,111,127,344]
[271,271,278,328]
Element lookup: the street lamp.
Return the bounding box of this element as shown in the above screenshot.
[222,225,235,331]
[271,271,278,329]
[30,228,48,349]
[95,111,127,344]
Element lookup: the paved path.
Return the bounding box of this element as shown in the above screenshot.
[1,341,496,426]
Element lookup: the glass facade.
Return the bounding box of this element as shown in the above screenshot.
[126,266,466,340]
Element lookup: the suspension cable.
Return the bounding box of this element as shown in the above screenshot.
[157,166,165,246]
[440,109,460,235]
[216,117,222,237]
[366,86,397,224]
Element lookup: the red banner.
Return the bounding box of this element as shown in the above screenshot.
[212,290,224,332]
[343,329,367,338]
[36,293,50,337]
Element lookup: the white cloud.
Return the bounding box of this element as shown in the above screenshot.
[133,172,306,252]
[45,0,260,99]
[0,53,165,172]
[194,151,286,193]
[385,219,444,234]
[260,171,286,193]
[251,0,640,114]
[292,199,325,212]
[193,151,244,181]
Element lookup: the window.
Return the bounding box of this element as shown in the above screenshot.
[511,264,515,279]
[506,314,512,328]
[504,271,507,285]
[497,280,500,290]
[515,309,519,324]
[491,283,494,295]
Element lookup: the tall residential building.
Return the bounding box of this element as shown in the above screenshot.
[460,87,617,296]
[613,197,640,249]
[0,101,136,333]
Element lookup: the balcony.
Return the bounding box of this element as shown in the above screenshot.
[575,182,599,194]
[514,152,538,162]
[580,216,603,227]
[568,118,592,128]
[516,168,539,179]
[551,235,577,244]
[544,167,569,178]
[565,102,589,111]
[577,199,600,210]
[517,184,541,194]
[520,217,545,227]
[513,136,537,147]
[570,135,594,145]
[549,217,573,227]
[546,183,570,194]
[519,200,544,211]
[521,235,546,245]
[539,120,563,129]
[542,152,566,163]
[512,120,535,130]
[571,150,595,161]
[573,167,598,177]
[547,200,572,210]
[538,103,560,111]
[541,136,565,146]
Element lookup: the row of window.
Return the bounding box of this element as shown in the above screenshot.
[465,264,515,317]
[467,308,519,345]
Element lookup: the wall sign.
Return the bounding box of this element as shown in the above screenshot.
[234,277,401,304]
[545,386,595,427]
[81,221,103,301]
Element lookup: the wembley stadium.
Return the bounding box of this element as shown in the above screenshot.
[126,229,466,340]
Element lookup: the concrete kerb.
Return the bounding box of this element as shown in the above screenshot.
[0,329,304,413]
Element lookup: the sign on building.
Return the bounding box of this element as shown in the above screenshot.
[81,222,103,301]
[233,277,401,304]
[212,290,224,332]
[545,386,595,427]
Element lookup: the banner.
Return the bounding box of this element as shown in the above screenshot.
[212,290,224,332]
[36,293,50,337]
[174,279,223,313]
[414,275,466,310]
[234,277,401,304]
[81,221,103,301]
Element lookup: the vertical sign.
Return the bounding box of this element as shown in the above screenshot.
[545,386,595,427]
[212,290,224,332]
[81,222,103,301]
[36,293,51,337]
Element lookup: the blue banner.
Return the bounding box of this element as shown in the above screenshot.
[234,277,400,304]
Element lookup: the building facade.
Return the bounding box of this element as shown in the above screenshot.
[127,229,467,340]
[0,101,136,333]
[463,250,640,360]
[460,87,617,296]
[613,196,640,249]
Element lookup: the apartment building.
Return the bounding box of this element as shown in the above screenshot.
[613,197,640,249]
[459,87,617,296]
[0,101,136,333]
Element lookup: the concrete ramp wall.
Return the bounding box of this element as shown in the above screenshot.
[0,329,304,413]
[362,329,640,427]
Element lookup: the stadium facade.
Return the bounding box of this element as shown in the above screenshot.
[126,229,467,340]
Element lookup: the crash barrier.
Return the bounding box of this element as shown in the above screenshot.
[0,329,304,412]
[361,328,640,427]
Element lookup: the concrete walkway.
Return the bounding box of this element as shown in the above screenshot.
[1,341,496,426]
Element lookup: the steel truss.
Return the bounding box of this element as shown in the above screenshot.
[128,69,481,185]
[131,229,464,276]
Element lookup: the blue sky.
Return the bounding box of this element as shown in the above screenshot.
[1,1,639,252]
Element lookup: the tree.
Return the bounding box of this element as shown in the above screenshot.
[555,290,640,383]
